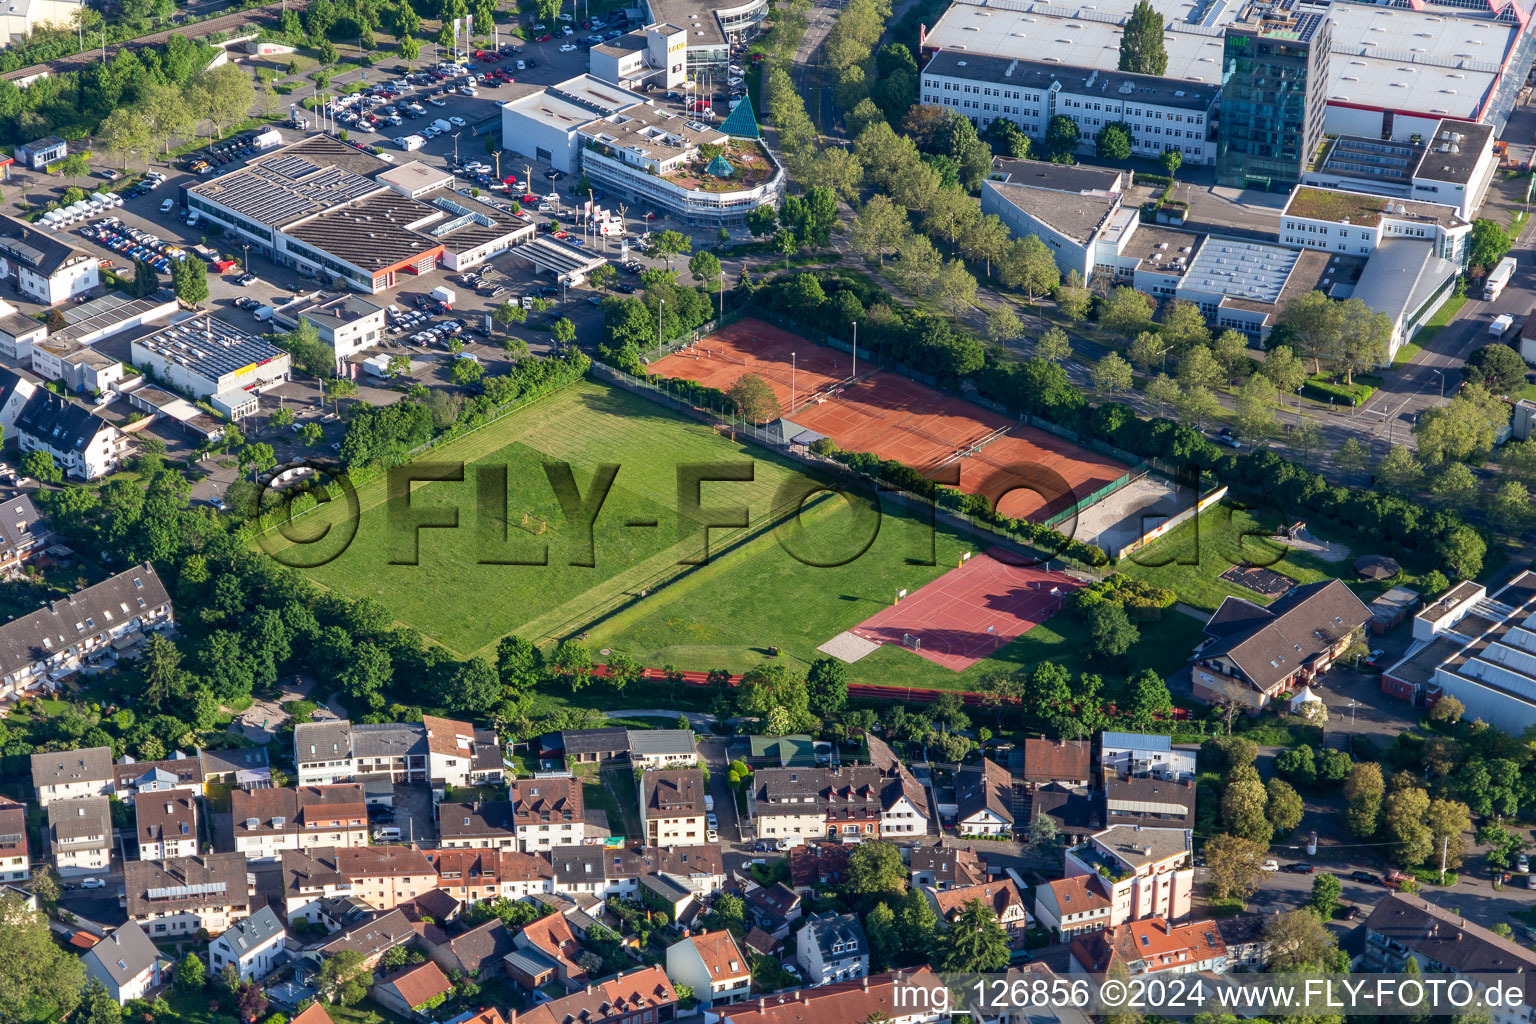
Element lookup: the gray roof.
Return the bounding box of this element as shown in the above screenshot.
[561,727,628,756]
[113,754,203,792]
[1352,241,1459,326]
[642,769,707,818]
[85,922,160,988]
[1093,824,1189,868]
[438,800,515,840]
[199,746,269,776]
[125,853,251,918]
[294,721,353,764]
[31,745,112,789]
[217,904,286,956]
[317,907,416,957]
[0,214,91,277]
[989,156,1122,194]
[803,912,867,961]
[49,795,111,843]
[14,389,115,458]
[1412,120,1494,186]
[984,180,1122,246]
[352,722,427,759]
[1365,892,1536,974]
[1199,579,1373,692]
[640,873,692,902]
[626,728,696,756]
[922,48,1217,110]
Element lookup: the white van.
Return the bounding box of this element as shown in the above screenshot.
[160,198,174,214]
[373,826,402,842]
[186,211,200,228]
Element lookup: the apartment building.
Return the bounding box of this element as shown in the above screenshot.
[14,389,130,480]
[0,215,99,305]
[112,754,204,805]
[642,769,708,847]
[511,777,586,852]
[207,904,287,983]
[125,853,252,937]
[750,766,886,842]
[1099,733,1196,782]
[517,965,678,1024]
[424,714,506,787]
[926,879,1031,951]
[795,913,868,986]
[1068,917,1228,976]
[439,801,518,851]
[548,844,726,901]
[1062,826,1194,926]
[136,795,198,860]
[423,848,530,906]
[231,785,369,861]
[864,735,931,837]
[1033,875,1114,939]
[0,796,29,882]
[715,970,949,1024]
[4,563,172,702]
[294,717,500,788]
[282,845,436,923]
[49,796,112,876]
[31,746,113,806]
[1019,738,1092,790]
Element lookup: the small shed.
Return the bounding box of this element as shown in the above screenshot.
[1369,585,1421,635]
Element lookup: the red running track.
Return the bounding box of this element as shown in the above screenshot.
[847,550,1082,673]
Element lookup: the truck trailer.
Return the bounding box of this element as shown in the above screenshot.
[1486,256,1517,301]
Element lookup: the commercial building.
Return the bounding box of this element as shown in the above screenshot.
[1347,240,1460,362]
[1063,825,1194,926]
[920,51,1218,165]
[131,314,291,420]
[185,135,534,295]
[1279,185,1471,264]
[501,77,784,227]
[1193,578,1372,710]
[278,292,388,365]
[11,136,68,170]
[14,388,131,480]
[1302,120,1497,221]
[589,23,689,91]
[0,215,98,305]
[1216,0,1331,190]
[1384,570,1536,734]
[3,564,172,702]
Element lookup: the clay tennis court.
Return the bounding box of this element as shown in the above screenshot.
[960,433,1131,521]
[849,551,1083,673]
[791,371,1009,467]
[649,317,849,413]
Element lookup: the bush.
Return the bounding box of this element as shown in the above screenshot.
[1302,376,1374,407]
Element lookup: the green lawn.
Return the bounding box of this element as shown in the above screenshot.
[588,488,1210,690]
[1119,502,1357,611]
[280,381,825,659]
[1395,293,1467,368]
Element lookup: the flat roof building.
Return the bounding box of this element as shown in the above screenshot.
[130,314,290,420]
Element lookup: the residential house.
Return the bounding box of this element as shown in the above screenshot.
[48,796,111,876]
[742,927,779,960]
[787,840,852,894]
[423,714,505,787]
[0,369,38,444]
[956,758,1014,836]
[547,844,726,902]
[1019,739,1092,789]
[628,729,699,770]
[1216,914,1267,971]
[745,881,801,939]
[310,907,418,969]
[517,965,678,1024]
[0,796,28,882]
[751,766,886,843]
[136,795,198,860]
[82,922,165,1005]
[640,872,697,922]
[1192,580,1372,711]
[795,912,869,986]
[1063,826,1194,927]
[991,963,1095,1024]
[14,389,128,480]
[4,564,171,702]
[511,777,586,852]
[423,919,516,981]
[422,848,515,906]
[112,754,204,805]
[396,887,464,926]
[0,491,49,579]
[371,960,453,1020]
[514,909,590,991]
[1033,875,1113,940]
[559,727,629,764]
[282,845,436,923]
[865,734,931,837]
[125,853,252,937]
[207,904,288,982]
[1068,917,1228,976]
[1102,775,1196,830]
[0,215,99,305]
[908,845,985,891]
[292,1005,339,1024]
[199,747,270,789]
[666,929,750,1007]
[30,746,113,806]
[1361,892,1536,1024]
[230,785,369,861]
[439,800,518,851]
[926,878,1031,951]
[1026,783,1098,842]
[642,769,708,847]
[713,969,949,1024]
[1099,733,1196,781]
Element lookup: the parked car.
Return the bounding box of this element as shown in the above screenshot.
[1280,862,1314,874]
[1350,870,1379,885]
[1337,905,1360,921]
[80,877,106,889]
[1260,859,1279,872]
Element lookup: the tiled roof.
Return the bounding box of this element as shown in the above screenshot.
[4,564,169,681]
[379,960,452,1009]
[1364,893,1536,974]
[642,769,706,818]
[1069,917,1226,974]
[49,796,111,843]
[1041,875,1112,915]
[283,845,434,892]
[802,912,866,961]
[520,911,588,979]
[718,969,944,1024]
[290,1004,337,1024]
[957,758,1014,824]
[447,920,516,974]
[930,878,1026,921]
[1200,579,1372,692]
[31,746,113,789]
[1021,739,1091,782]
[510,778,584,825]
[136,794,196,844]
[421,714,475,758]
[84,922,159,987]
[113,755,203,791]
[217,905,286,956]
[518,965,676,1024]
[124,853,250,918]
[683,929,749,981]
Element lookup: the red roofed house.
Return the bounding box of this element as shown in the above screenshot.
[371,960,454,1020]
[1033,875,1113,939]
[291,1004,337,1024]
[518,965,678,1024]
[713,969,950,1024]
[1068,917,1228,977]
[513,908,590,992]
[666,929,750,1007]
[925,878,1031,951]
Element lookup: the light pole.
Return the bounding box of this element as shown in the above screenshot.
[718,266,724,320]
[1433,368,1445,399]
[851,321,857,379]
[791,351,796,410]
[658,297,665,348]
[452,132,461,165]
[242,243,250,272]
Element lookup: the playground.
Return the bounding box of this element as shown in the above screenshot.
[846,551,1084,673]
